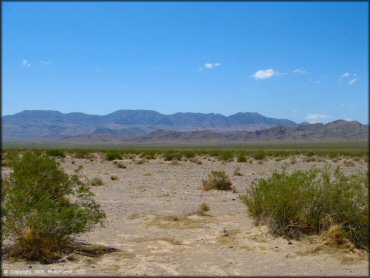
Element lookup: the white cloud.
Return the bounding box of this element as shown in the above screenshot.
[22,59,31,67]
[305,113,329,124]
[199,63,221,71]
[341,72,351,78]
[293,68,308,75]
[40,60,51,65]
[252,68,278,80]
[349,78,357,85]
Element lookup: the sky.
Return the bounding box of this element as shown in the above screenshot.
[3,2,369,124]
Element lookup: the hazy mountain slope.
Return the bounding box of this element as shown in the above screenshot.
[129,120,368,142]
[2,109,297,140]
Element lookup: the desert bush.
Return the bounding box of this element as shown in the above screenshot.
[180,150,195,159]
[189,157,202,164]
[241,167,368,249]
[74,165,83,174]
[69,149,93,159]
[169,159,180,165]
[45,149,66,158]
[202,171,233,191]
[343,160,355,167]
[135,159,146,164]
[233,167,243,176]
[304,156,316,162]
[289,157,297,164]
[90,177,104,186]
[105,151,122,161]
[237,153,247,162]
[200,202,210,212]
[2,150,21,167]
[163,151,182,161]
[2,151,105,262]
[140,151,158,160]
[110,175,119,181]
[218,151,234,162]
[252,150,266,160]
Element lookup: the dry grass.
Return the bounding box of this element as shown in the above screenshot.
[200,202,210,212]
[134,237,183,246]
[216,228,240,246]
[233,167,243,176]
[169,159,180,165]
[111,252,136,260]
[90,177,104,186]
[116,162,127,169]
[189,157,202,164]
[74,165,83,173]
[343,160,355,167]
[319,225,354,249]
[301,225,368,264]
[202,171,233,191]
[148,212,212,230]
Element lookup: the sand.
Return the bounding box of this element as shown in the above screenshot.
[2,154,368,276]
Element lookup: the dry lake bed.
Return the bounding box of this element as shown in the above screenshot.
[2,154,369,276]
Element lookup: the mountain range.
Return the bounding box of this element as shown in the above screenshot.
[3,110,296,140]
[2,110,368,143]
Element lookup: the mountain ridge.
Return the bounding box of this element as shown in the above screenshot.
[3,109,298,140]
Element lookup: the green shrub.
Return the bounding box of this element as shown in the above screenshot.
[163,151,182,161]
[252,150,266,160]
[202,171,233,191]
[105,151,122,161]
[218,151,234,162]
[2,151,105,261]
[237,153,247,162]
[69,149,93,159]
[45,149,66,158]
[241,167,368,249]
[2,150,21,167]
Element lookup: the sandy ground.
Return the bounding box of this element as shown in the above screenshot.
[2,154,369,276]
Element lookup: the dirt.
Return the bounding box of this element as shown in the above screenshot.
[2,155,368,276]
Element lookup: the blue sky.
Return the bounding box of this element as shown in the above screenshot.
[3,2,368,124]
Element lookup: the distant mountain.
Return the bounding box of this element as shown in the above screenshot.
[2,109,297,141]
[126,120,368,143]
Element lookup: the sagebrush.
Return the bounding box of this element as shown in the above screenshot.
[240,167,368,249]
[2,151,106,261]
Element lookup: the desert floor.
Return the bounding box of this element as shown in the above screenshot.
[2,154,369,276]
